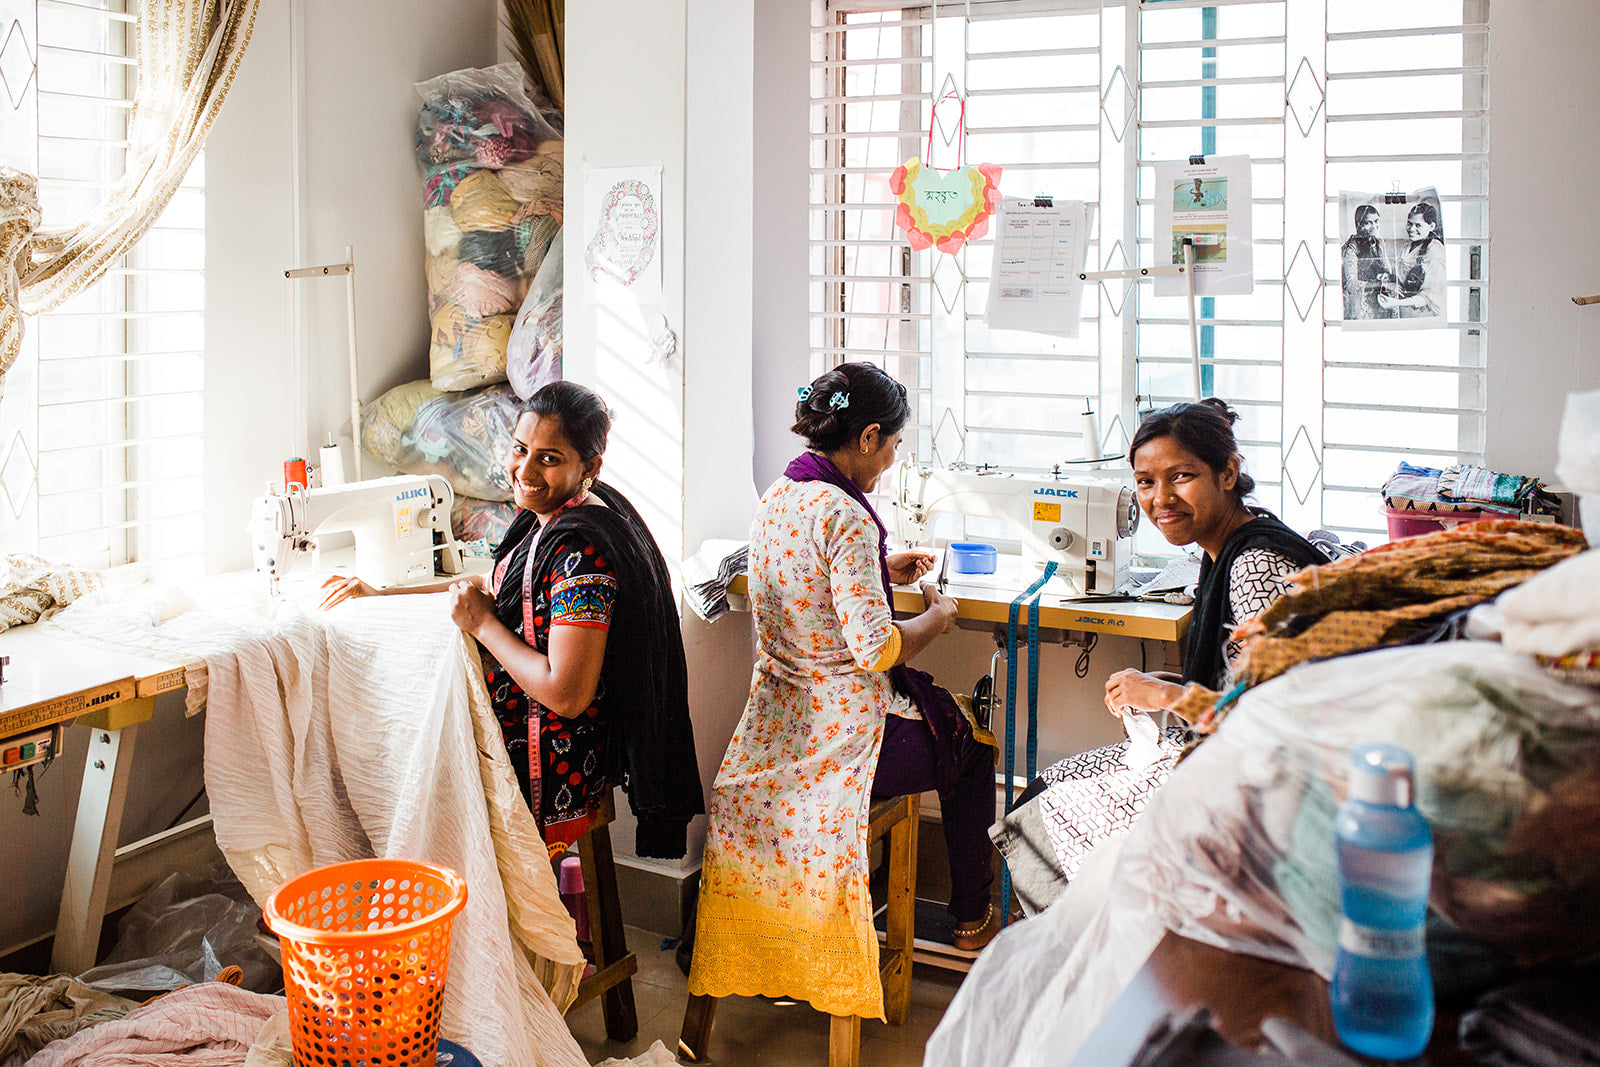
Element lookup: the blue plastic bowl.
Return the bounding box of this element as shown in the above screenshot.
[949,542,998,575]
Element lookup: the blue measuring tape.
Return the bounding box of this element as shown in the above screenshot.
[999,560,1057,930]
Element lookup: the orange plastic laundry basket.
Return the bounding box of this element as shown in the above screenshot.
[263,859,469,1067]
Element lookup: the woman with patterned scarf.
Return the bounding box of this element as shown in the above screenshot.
[320,380,703,860]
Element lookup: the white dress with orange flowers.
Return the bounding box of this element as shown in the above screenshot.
[689,477,918,1020]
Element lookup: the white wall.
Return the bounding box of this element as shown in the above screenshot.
[1483,2,1600,478]
[204,0,499,576]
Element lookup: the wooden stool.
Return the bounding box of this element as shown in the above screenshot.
[562,790,640,1041]
[678,792,919,1067]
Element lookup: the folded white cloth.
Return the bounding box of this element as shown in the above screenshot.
[1497,548,1600,658]
[679,539,749,623]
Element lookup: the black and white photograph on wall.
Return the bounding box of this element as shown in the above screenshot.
[1339,188,1447,330]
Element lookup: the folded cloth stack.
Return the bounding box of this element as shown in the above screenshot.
[679,539,749,623]
[1169,519,1590,727]
[1383,460,1550,516]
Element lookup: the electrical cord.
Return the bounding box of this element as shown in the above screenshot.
[1074,632,1098,678]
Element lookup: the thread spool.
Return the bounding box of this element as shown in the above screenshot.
[558,855,590,941]
[319,436,346,487]
[283,458,308,492]
[1081,403,1102,462]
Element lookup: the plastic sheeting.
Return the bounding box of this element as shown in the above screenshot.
[77,864,279,996]
[930,641,1600,1066]
[506,232,563,401]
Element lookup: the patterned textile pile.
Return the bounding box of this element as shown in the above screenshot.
[1382,460,1551,516]
[1170,520,1589,727]
[0,554,103,632]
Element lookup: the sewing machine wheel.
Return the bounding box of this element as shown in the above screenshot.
[971,674,994,731]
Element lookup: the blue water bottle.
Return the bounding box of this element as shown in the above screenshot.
[1331,742,1435,1061]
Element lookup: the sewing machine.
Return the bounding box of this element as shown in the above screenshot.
[250,474,463,592]
[889,460,1140,596]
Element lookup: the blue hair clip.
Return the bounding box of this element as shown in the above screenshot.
[828,391,850,411]
[797,385,813,401]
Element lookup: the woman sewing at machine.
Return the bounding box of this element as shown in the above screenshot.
[319,381,703,860]
[996,398,1329,908]
[1104,397,1329,712]
[689,363,1000,1023]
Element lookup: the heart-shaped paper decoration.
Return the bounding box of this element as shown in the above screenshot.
[889,158,1002,255]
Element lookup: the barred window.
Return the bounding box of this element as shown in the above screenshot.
[810,0,1487,543]
[0,0,205,576]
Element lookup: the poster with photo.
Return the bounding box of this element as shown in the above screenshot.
[1153,155,1253,297]
[1338,187,1446,330]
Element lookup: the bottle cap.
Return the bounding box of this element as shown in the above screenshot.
[1347,742,1415,807]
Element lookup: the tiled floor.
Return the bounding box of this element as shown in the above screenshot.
[566,925,966,1066]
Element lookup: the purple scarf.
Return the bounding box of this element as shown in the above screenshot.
[783,452,980,798]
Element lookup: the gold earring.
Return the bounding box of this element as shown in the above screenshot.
[861,445,870,454]
[581,476,594,492]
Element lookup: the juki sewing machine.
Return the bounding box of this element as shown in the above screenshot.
[250,474,463,593]
[889,460,1140,596]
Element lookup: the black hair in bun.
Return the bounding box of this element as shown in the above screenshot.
[791,362,912,453]
[1130,397,1255,502]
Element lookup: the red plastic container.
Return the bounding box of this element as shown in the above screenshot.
[1384,505,1490,540]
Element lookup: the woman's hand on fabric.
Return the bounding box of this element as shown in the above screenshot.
[318,574,377,611]
[920,581,958,634]
[1103,668,1184,718]
[447,580,497,637]
[887,549,936,586]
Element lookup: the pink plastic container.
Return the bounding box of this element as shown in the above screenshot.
[1384,505,1490,541]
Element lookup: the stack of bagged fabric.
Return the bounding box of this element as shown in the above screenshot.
[354,63,567,552]
[679,540,749,623]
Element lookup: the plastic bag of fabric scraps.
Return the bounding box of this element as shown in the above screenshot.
[76,862,281,996]
[453,495,518,549]
[506,228,563,400]
[1111,641,1600,978]
[360,380,519,502]
[416,63,563,392]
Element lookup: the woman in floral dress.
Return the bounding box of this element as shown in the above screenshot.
[689,362,999,1022]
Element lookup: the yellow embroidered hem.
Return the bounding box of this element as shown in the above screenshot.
[688,889,885,1020]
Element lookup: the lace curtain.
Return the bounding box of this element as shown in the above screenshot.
[0,0,261,395]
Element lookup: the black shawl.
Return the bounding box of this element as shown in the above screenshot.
[490,483,705,858]
[1181,510,1327,691]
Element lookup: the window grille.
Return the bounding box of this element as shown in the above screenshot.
[809,0,1488,543]
[0,0,206,577]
